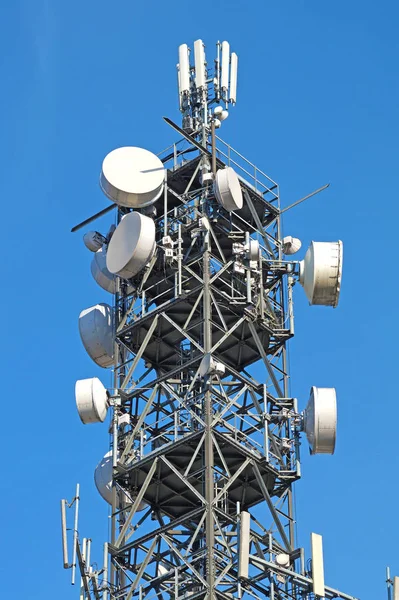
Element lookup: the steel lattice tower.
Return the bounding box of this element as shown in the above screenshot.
[62,40,359,600]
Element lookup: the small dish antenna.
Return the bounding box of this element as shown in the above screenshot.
[303,386,337,455]
[282,236,302,255]
[91,246,116,293]
[75,377,109,424]
[94,451,146,510]
[199,354,225,377]
[100,146,164,208]
[106,212,156,279]
[299,241,343,307]
[83,231,107,252]
[78,303,114,368]
[214,167,243,212]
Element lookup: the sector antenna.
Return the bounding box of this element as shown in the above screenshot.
[60,39,381,600]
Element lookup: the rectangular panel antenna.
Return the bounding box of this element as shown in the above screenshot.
[221,41,230,94]
[230,52,238,104]
[394,576,399,600]
[194,39,206,89]
[311,533,325,597]
[178,44,190,94]
[238,511,251,578]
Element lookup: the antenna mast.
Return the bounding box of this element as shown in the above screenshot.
[63,38,376,600]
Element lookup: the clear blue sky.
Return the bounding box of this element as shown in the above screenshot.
[1,1,398,598]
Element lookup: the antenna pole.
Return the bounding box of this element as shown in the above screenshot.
[71,483,80,585]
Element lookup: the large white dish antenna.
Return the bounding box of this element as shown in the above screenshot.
[94,451,146,510]
[75,377,109,424]
[299,241,343,307]
[106,211,156,279]
[78,303,114,368]
[100,147,164,208]
[214,167,243,212]
[91,246,116,293]
[304,387,337,455]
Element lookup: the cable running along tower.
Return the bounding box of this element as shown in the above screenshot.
[62,40,359,600]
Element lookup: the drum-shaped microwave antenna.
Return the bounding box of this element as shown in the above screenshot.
[106,211,156,280]
[282,236,302,255]
[299,241,343,307]
[303,386,337,455]
[214,167,243,212]
[78,303,114,368]
[94,451,146,510]
[100,146,164,208]
[83,231,107,252]
[91,246,116,293]
[75,377,109,424]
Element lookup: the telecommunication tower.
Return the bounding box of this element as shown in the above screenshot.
[61,39,366,600]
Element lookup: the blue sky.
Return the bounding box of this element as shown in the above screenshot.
[1,1,398,598]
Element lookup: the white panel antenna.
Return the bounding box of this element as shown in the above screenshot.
[311,533,325,597]
[229,52,238,104]
[221,41,230,96]
[394,576,399,600]
[178,44,190,95]
[238,511,250,578]
[194,39,206,89]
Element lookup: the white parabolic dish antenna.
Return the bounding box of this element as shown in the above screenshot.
[214,167,243,212]
[100,146,164,208]
[282,236,302,256]
[83,231,107,252]
[299,241,343,307]
[75,377,109,424]
[91,246,116,293]
[78,303,114,368]
[94,451,146,510]
[304,386,337,455]
[106,211,156,279]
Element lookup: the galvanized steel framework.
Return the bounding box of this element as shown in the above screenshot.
[64,41,359,600]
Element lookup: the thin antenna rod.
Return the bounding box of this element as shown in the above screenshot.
[163,117,212,157]
[60,499,69,568]
[71,483,80,585]
[280,183,330,215]
[71,204,116,233]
